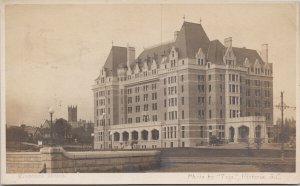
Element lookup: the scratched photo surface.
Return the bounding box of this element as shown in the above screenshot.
[1,2,299,184]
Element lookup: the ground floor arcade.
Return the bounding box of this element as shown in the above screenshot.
[93,116,271,150]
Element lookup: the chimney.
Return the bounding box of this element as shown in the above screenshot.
[261,44,268,62]
[127,46,135,67]
[174,31,180,40]
[224,37,232,48]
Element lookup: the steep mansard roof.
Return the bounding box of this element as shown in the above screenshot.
[102,21,265,76]
[174,21,210,59]
[103,46,127,76]
[206,40,264,65]
[137,21,210,63]
[232,47,263,65]
[207,40,225,64]
[138,41,174,64]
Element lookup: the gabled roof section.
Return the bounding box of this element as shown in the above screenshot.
[232,47,263,66]
[207,40,225,64]
[175,21,210,59]
[103,46,127,76]
[41,120,50,129]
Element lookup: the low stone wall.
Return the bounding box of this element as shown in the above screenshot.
[6,147,161,173]
[6,152,44,173]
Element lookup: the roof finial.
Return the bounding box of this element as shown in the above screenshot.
[183,15,185,22]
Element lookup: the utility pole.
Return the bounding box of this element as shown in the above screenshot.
[275,91,296,160]
[280,91,284,135]
[280,91,284,160]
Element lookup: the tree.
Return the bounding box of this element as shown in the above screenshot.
[6,127,28,142]
[209,135,221,146]
[53,118,72,145]
[72,126,93,145]
[274,117,296,143]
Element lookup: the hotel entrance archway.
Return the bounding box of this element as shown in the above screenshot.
[238,125,249,142]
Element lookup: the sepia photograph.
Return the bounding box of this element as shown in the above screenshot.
[1,1,299,184]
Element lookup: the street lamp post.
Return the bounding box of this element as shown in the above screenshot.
[49,107,55,146]
[91,133,94,151]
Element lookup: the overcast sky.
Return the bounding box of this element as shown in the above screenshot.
[5,3,297,126]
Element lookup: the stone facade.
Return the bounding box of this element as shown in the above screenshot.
[92,21,273,150]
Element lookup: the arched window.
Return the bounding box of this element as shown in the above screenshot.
[114,132,120,141]
[132,131,138,141]
[141,130,148,140]
[122,131,129,141]
[151,129,159,140]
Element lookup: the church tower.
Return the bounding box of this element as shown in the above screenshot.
[68,105,77,122]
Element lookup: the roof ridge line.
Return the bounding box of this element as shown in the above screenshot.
[143,40,174,50]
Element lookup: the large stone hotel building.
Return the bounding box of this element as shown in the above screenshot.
[92,21,273,150]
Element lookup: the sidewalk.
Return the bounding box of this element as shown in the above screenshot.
[196,143,295,150]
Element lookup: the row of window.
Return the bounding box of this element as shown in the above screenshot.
[229,110,240,118]
[95,90,110,97]
[167,86,177,95]
[229,74,239,82]
[229,96,239,105]
[126,84,157,95]
[165,111,178,120]
[253,67,272,76]
[125,69,158,81]
[96,108,107,116]
[125,97,271,114]
[127,93,158,104]
[96,99,107,106]
[245,79,271,87]
[246,89,271,97]
[246,100,272,108]
[96,119,110,127]
[127,103,159,113]
[229,84,239,93]
[162,126,177,139]
[164,76,177,85]
[127,115,158,123]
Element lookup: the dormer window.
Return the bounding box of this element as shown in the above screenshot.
[197,58,205,65]
[207,62,211,68]
[196,48,206,66]
[223,47,236,65]
[172,51,174,57]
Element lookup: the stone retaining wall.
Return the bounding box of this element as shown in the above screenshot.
[6,147,161,173]
[6,152,43,173]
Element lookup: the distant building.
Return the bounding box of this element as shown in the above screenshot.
[68,105,78,127]
[68,105,77,122]
[93,21,273,150]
